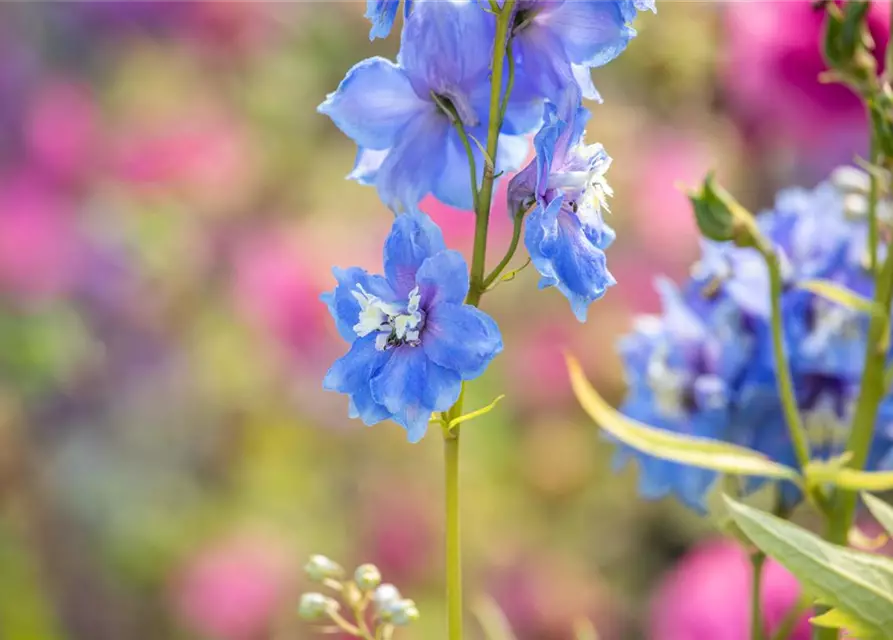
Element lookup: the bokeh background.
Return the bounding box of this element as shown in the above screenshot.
[0,2,887,639]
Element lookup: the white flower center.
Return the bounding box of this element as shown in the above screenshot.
[352,285,425,351]
[646,343,687,419]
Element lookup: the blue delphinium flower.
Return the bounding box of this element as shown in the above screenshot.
[510,0,656,103]
[366,0,412,40]
[617,168,893,509]
[616,277,752,511]
[508,92,616,321]
[320,0,539,212]
[322,212,503,442]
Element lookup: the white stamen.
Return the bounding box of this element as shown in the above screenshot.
[353,285,425,351]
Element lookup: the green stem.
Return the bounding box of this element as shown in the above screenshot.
[441,7,515,640]
[438,94,480,207]
[750,552,767,640]
[761,246,812,473]
[482,211,524,289]
[867,125,879,275]
[771,595,811,640]
[467,0,515,307]
[825,235,893,546]
[444,427,462,640]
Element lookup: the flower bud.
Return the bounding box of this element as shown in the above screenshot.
[823,1,876,85]
[388,599,420,626]
[298,592,338,621]
[372,583,402,613]
[831,165,871,195]
[688,173,758,247]
[354,563,382,591]
[304,555,344,582]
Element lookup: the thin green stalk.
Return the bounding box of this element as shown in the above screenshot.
[750,552,767,640]
[761,246,812,473]
[771,595,811,640]
[444,430,462,640]
[867,126,879,275]
[467,0,515,307]
[438,94,480,207]
[441,7,515,640]
[826,239,893,546]
[483,211,524,289]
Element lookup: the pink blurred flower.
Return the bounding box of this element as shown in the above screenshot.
[0,170,82,302]
[630,132,704,264]
[109,108,253,200]
[25,79,99,186]
[232,229,328,361]
[173,533,297,640]
[487,553,626,640]
[648,539,810,640]
[505,322,576,411]
[724,1,889,169]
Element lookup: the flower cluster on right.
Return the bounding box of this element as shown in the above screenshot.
[616,167,893,510]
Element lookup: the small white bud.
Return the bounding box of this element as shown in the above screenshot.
[304,555,344,582]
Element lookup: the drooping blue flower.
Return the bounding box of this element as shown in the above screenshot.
[508,93,616,321]
[365,0,413,40]
[509,0,656,103]
[322,212,503,442]
[320,1,539,212]
[616,168,893,510]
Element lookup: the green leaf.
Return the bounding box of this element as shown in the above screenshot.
[471,596,517,640]
[448,395,506,431]
[863,493,893,539]
[807,462,893,492]
[811,609,882,639]
[797,280,887,319]
[723,495,893,639]
[566,355,801,481]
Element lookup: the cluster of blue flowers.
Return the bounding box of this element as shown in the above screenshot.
[320,1,654,440]
[617,168,893,510]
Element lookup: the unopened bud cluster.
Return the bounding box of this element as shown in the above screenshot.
[298,554,419,638]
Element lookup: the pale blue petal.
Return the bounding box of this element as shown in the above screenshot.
[423,303,503,379]
[324,335,392,425]
[370,346,461,442]
[376,110,449,211]
[348,147,388,185]
[383,211,447,298]
[513,26,577,104]
[572,64,602,103]
[318,57,426,151]
[322,267,396,342]
[415,250,469,308]
[541,1,636,68]
[399,0,493,99]
[432,127,483,210]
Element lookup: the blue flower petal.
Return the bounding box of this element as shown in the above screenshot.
[383,211,447,298]
[415,250,469,308]
[399,0,493,98]
[366,0,401,40]
[324,335,392,425]
[432,128,484,211]
[513,25,578,104]
[348,147,388,186]
[423,303,503,379]
[376,110,449,211]
[541,1,637,68]
[526,199,617,322]
[322,267,396,343]
[319,57,425,151]
[370,346,461,442]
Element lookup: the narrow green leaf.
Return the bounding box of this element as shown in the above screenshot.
[448,395,506,431]
[573,619,600,640]
[863,493,893,539]
[797,279,887,319]
[471,596,517,640]
[566,355,801,481]
[810,609,880,639]
[807,463,893,492]
[723,495,893,639]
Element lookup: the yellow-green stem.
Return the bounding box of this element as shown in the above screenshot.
[483,212,524,289]
[443,5,515,640]
[762,247,812,472]
[867,126,879,275]
[750,552,767,640]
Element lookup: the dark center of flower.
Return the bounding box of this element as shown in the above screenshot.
[431,91,479,128]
